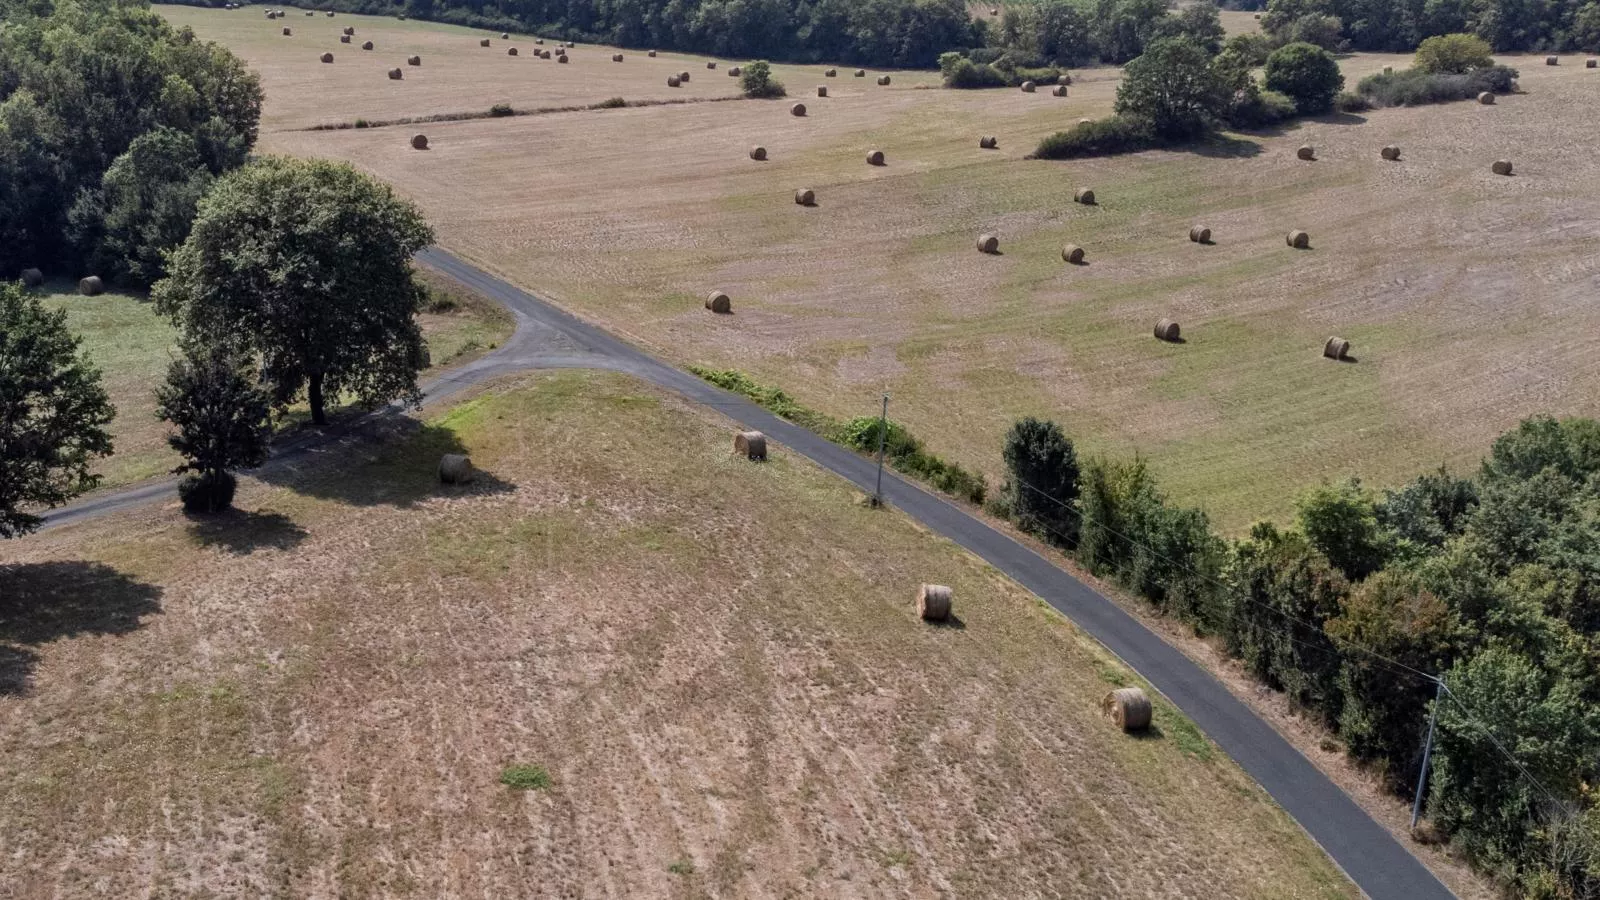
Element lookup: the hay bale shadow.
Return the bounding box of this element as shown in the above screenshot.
[255,418,515,508]
[927,613,966,630]
[0,561,163,696]
[1336,354,1359,364]
[1127,723,1166,741]
[186,508,309,555]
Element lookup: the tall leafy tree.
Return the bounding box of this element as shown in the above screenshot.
[155,342,271,514]
[0,280,114,537]
[153,158,435,427]
[1264,41,1345,113]
[68,127,213,289]
[1114,36,1227,137]
[1001,417,1080,547]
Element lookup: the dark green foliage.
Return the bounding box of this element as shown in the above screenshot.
[498,764,551,790]
[1355,65,1518,107]
[1257,0,1599,51]
[155,343,271,514]
[178,471,237,514]
[1146,1,1227,54]
[1263,41,1344,114]
[0,281,114,537]
[1001,417,1080,547]
[597,96,627,108]
[739,61,786,99]
[1229,87,1300,125]
[1296,478,1390,581]
[1228,523,1347,720]
[1481,415,1600,485]
[1332,90,1372,112]
[839,417,987,504]
[938,52,1066,88]
[1377,467,1479,555]
[153,157,434,427]
[1034,115,1157,159]
[488,103,515,116]
[0,0,261,275]
[1114,36,1227,136]
[1414,32,1494,72]
[686,367,832,432]
[1223,31,1275,65]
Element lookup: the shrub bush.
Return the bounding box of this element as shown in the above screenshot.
[1034,115,1157,159]
[1001,417,1080,547]
[939,51,1067,88]
[1333,90,1372,112]
[1264,41,1344,114]
[1228,87,1299,126]
[840,416,987,504]
[488,103,515,116]
[178,471,237,514]
[1414,33,1493,74]
[940,55,1010,88]
[740,60,786,98]
[1356,65,1517,107]
[596,96,627,108]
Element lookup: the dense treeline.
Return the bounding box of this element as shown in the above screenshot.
[994,414,1600,896]
[1259,0,1600,52]
[0,0,262,285]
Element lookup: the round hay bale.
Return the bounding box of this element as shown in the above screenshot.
[438,454,476,484]
[825,68,837,77]
[1074,187,1095,205]
[1547,55,1559,65]
[1020,80,1036,92]
[410,133,428,149]
[613,53,623,62]
[540,49,551,58]
[479,38,491,47]
[990,6,999,13]
[1383,65,1392,73]
[535,38,544,45]
[388,67,403,79]
[791,102,807,116]
[866,149,885,165]
[794,188,816,206]
[917,584,953,622]
[362,40,374,50]
[78,276,103,296]
[1102,687,1152,732]
[20,268,43,288]
[407,55,421,65]
[876,74,891,85]
[707,61,717,69]
[729,66,742,76]
[343,25,354,34]
[749,145,767,160]
[855,68,866,77]
[341,35,351,43]
[979,136,997,149]
[1189,225,1210,243]
[1324,336,1350,360]
[1286,229,1310,249]
[1297,145,1315,160]
[327,10,334,15]
[1588,58,1598,68]
[506,46,517,56]
[265,10,275,18]
[1478,91,1495,104]
[667,75,681,87]
[679,71,691,82]
[397,13,406,20]
[734,430,767,460]
[320,52,334,63]
[1381,144,1401,160]
[705,290,731,314]
[648,49,657,57]
[281,26,292,35]
[1078,117,1092,125]
[817,85,828,97]
[1492,159,1513,175]
[500,31,509,39]
[976,233,999,254]
[1154,318,1180,341]
[1051,84,1067,97]
[566,41,576,48]
[1061,244,1085,264]
[557,54,568,63]
[304,9,313,14]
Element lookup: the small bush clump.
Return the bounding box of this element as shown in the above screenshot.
[178,472,237,514]
[1333,90,1372,112]
[353,118,370,128]
[1356,65,1517,107]
[1034,115,1157,159]
[488,103,515,117]
[740,60,786,98]
[499,764,552,790]
[1228,88,1298,127]
[938,51,1068,89]
[839,416,987,504]
[596,96,627,108]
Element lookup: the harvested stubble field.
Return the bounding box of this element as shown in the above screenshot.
[171,6,1600,530]
[0,370,1355,897]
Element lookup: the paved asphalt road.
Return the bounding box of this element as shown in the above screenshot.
[40,246,1455,900]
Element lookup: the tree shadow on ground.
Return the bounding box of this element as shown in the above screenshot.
[1179,133,1265,158]
[254,417,514,508]
[0,561,164,696]
[186,509,310,555]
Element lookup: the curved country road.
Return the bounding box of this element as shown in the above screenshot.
[40,247,1455,900]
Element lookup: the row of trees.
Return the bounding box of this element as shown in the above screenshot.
[993,413,1600,896]
[0,0,263,286]
[1257,0,1600,52]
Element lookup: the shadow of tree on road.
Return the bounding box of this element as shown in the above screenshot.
[0,561,164,696]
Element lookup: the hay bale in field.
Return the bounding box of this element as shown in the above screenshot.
[1154,318,1180,342]
[795,187,815,206]
[917,584,953,622]
[78,276,103,296]
[304,9,313,15]
[282,26,292,35]
[507,46,517,55]
[342,25,354,34]
[566,41,575,48]
[388,67,403,79]
[1492,159,1514,175]
[1383,65,1392,73]
[1297,144,1315,160]
[362,40,374,50]
[501,31,510,39]
[397,13,406,19]
[734,430,767,460]
[679,70,691,81]
[990,5,1000,13]
[1061,243,1085,264]
[1078,117,1092,124]
[326,10,334,15]
[667,75,681,86]
[320,52,334,62]
[613,53,623,62]
[1102,687,1152,732]
[877,74,891,85]
[557,54,568,63]
[265,9,275,18]
[1324,336,1350,360]
[1286,229,1310,249]
[729,66,742,76]
[1547,55,1559,65]
[1051,84,1067,97]
[825,68,837,77]
[410,133,428,149]
[1074,187,1095,204]
[855,68,866,77]
[1478,91,1495,104]
[1588,58,1598,68]
[707,61,717,69]
[1381,145,1401,160]
[340,34,351,43]
[979,136,997,149]
[977,233,999,254]
[408,55,421,65]
[540,49,552,58]
[706,290,732,314]
[648,49,657,57]
[535,38,544,45]
[479,37,489,46]
[750,145,767,160]
[20,268,43,287]
[1020,80,1036,92]
[867,149,885,165]
[1189,225,1210,243]
[817,85,828,97]
[791,102,807,116]
[438,454,476,484]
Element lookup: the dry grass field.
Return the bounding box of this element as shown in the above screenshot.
[0,370,1355,897]
[161,8,1600,534]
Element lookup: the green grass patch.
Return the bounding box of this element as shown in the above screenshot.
[667,857,695,875]
[498,764,552,790]
[1164,711,1214,761]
